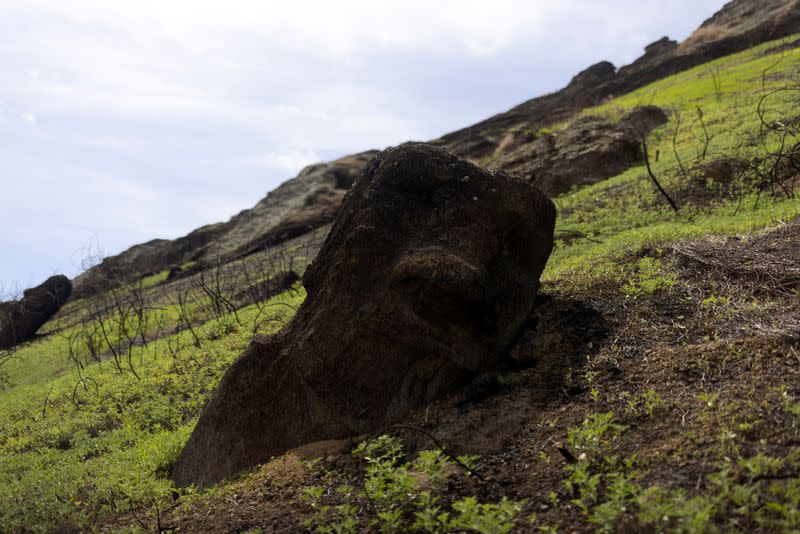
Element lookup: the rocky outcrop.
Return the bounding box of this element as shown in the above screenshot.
[0,275,72,349]
[233,271,300,307]
[494,106,668,196]
[681,0,797,50]
[623,105,671,133]
[70,1,799,296]
[71,224,227,298]
[72,151,378,297]
[211,151,378,263]
[172,144,556,488]
[438,0,800,159]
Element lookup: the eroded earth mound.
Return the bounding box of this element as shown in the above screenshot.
[173,143,556,488]
[0,275,72,349]
[494,106,668,196]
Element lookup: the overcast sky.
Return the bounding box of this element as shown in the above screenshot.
[0,0,725,292]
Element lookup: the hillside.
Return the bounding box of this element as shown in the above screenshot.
[1,1,800,533]
[72,0,800,298]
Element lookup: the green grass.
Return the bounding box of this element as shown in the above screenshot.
[139,270,170,288]
[302,435,524,533]
[1,32,800,533]
[542,34,800,283]
[0,288,304,532]
[546,191,800,287]
[560,391,800,533]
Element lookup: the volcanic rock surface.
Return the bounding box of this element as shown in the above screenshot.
[494,106,668,196]
[72,151,378,297]
[233,270,301,307]
[438,0,800,159]
[0,275,72,349]
[172,144,556,488]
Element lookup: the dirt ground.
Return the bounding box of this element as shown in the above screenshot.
[104,220,800,533]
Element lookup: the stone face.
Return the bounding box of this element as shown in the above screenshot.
[172,144,556,488]
[0,275,72,349]
[494,106,668,196]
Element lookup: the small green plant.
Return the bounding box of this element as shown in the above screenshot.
[556,390,800,532]
[585,370,602,403]
[698,391,720,409]
[780,386,800,425]
[302,485,359,534]
[567,412,627,457]
[624,388,665,418]
[302,435,525,533]
[562,412,636,523]
[621,257,678,298]
[701,294,732,308]
[203,317,237,340]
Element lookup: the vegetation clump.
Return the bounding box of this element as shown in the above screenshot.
[302,434,524,534]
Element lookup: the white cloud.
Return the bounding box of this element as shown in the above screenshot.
[5,0,550,57]
[240,150,321,174]
[274,105,329,122]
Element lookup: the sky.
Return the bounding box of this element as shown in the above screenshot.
[0,0,725,294]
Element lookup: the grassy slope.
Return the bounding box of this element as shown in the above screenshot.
[545,36,800,280]
[0,289,304,532]
[0,35,799,533]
